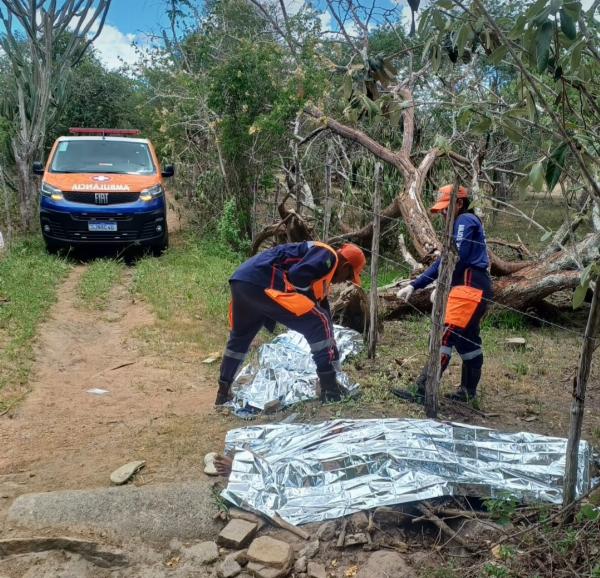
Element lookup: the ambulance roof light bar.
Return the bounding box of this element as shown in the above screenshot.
[69,128,142,137]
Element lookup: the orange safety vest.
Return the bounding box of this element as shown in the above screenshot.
[444,269,484,329]
[265,242,338,316]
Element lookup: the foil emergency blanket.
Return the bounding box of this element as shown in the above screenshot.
[229,326,362,413]
[221,419,593,525]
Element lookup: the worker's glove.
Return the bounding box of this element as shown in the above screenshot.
[430,288,437,304]
[396,285,415,302]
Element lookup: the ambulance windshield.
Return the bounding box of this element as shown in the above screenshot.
[50,140,155,175]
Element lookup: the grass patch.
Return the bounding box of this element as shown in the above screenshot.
[363,259,409,290]
[133,234,240,352]
[0,238,71,410]
[77,259,123,310]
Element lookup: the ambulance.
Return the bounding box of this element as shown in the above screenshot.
[34,128,173,254]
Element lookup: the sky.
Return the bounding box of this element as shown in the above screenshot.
[89,0,171,69]
[91,0,597,69]
[94,0,409,68]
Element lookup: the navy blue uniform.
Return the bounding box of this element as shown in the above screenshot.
[220,242,339,385]
[411,213,492,392]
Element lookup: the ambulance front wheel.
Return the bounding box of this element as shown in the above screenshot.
[152,228,169,257]
[44,238,67,255]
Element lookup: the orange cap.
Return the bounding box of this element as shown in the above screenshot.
[338,243,366,286]
[430,184,469,213]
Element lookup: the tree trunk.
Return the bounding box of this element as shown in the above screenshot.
[304,104,598,309]
[562,276,600,511]
[424,184,458,418]
[379,231,600,315]
[14,154,37,231]
[367,163,382,358]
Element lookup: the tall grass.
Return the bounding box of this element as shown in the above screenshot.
[0,238,71,410]
[133,234,240,351]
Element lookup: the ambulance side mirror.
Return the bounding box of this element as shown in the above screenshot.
[161,164,175,178]
[32,161,45,175]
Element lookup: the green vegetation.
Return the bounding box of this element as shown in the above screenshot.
[362,260,409,291]
[0,238,71,410]
[76,259,124,310]
[133,235,240,351]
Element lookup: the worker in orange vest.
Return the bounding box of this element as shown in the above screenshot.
[216,241,366,406]
[395,184,493,404]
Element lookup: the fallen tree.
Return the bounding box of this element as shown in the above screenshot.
[300,96,599,314]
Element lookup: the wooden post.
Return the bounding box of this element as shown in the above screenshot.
[563,275,600,511]
[368,162,382,359]
[323,158,332,239]
[424,181,459,418]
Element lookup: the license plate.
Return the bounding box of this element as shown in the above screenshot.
[88,222,117,232]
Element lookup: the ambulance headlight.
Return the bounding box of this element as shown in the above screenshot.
[41,181,63,201]
[140,184,164,202]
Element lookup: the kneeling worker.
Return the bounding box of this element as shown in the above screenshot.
[216,241,366,406]
[395,184,492,403]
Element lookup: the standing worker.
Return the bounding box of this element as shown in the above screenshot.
[216,241,366,406]
[394,184,492,404]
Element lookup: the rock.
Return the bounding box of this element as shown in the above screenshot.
[204,453,219,476]
[229,508,266,530]
[219,557,242,578]
[110,460,145,485]
[451,519,506,544]
[307,561,326,578]
[181,541,219,565]
[7,481,221,544]
[357,550,412,578]
[294,556,307,573]
[218,520,258,549]
[247,536,293,569]
[225,549,249,566]
[373,507,410,527]
[202,352,222,364]
[246,561,289,578]
[263,400,281,414]
[504,337,527,348]
[408,551,430,566]
[350,512,369,531]
[298,540,319,559]
[315,521,337,541]
[344,533,368,547]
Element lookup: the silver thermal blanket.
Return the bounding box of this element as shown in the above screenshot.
[221,419,593,525]
[229,326,362,414]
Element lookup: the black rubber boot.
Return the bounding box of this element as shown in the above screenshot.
[214,379,232,406]
[448,364,480,403]
[392,367,427,404]
[318,370,345,403]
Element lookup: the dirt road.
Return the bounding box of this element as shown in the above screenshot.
[0,236,232,531]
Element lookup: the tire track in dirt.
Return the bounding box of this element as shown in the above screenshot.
[0,261,221,528]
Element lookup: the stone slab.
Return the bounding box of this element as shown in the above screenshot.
[7,481,220,544]
[218,520,258,549]
[247,536,293,569]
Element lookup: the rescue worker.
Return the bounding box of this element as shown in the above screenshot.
[215,241,366,406]
[394,184,492,403]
